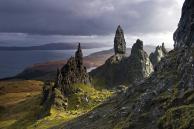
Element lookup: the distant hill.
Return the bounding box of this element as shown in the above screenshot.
[0,43,110,51]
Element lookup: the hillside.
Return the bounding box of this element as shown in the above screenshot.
[48,0,194,128]
[0,80,112,129]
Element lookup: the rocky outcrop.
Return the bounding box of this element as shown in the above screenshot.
[60,46,191,129]
[128,39,153,82]
[149,43,167,67]
[114,25,126,55]
[174,0,194,49]
[58,43,90,95]
[41,81,68,113]
[90,38,153,88]
[90,55,127,88]
[41,43,90,113]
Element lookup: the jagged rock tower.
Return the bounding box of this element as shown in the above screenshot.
[149,43,167,67]
[114,25,126,55]
[59,43,90,95]
[41,43,90,113]
[128,39,153,82]
[75,43,83,67]
[125,39,153,82]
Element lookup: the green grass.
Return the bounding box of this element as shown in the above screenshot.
[0,81,113,129]
[158,105,194,129]
[91,77,108,89]
[0,80,43,129]
[69,83,113,110]
[156,84,194,129]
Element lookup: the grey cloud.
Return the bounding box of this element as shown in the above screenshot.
[0,0,182,35]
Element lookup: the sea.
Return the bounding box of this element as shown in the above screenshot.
[0,47,111,79]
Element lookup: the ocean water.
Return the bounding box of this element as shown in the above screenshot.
[0,47,111,78]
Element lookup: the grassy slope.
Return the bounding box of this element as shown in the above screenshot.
[0,80,112,129]
[52,49,194,129]
[0,80,43,129]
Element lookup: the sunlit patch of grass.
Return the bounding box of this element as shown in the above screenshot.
[70,83,113,109]
[28,108,81,129]
[27,84,113,129]
[0,120,16,129]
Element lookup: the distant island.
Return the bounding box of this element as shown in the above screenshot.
[0,42,110,51]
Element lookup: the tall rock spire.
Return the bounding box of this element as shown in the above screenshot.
[41,43,91,114]
[114,25,126,55]
[174,0,194,49]
[130,39,143,57]
[129,39,153,80]
[75,43,83,67]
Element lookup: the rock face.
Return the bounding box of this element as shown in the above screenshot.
[174,0,194,49]
[90,38,153,88]
[41,43,90,112]
[41,81,68,113]
[114,25,126,55]
[149,43,167,67]
[128,39,154,82]
[59,43,90,95]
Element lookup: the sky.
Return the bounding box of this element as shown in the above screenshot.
[0,0,185,48]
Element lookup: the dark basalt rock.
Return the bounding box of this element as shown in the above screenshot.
[174,0,194,49]
[41,43,90,113]
[128,39,153,82]
[131,39,143,56]
[90,38,153,88]
[149,43,167,67]
[114,25,126,55]
[56,43,90,95]
[41,81,68,111]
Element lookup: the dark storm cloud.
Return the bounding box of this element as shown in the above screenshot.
[0,0,181,35]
